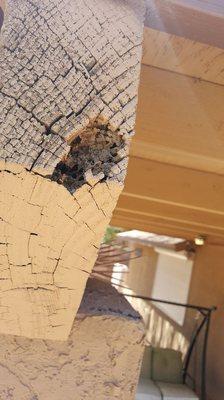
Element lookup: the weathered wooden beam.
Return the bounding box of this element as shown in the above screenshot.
[133,65,224,175]
[145,0,224,49]
[0,0,145,340]
[0,279,145,400]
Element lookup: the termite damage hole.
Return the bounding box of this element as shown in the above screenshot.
[51,121,128,193]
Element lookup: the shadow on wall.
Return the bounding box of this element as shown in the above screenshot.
[126,296,189,358]
[115,238,222,400]
[116,241,198,359]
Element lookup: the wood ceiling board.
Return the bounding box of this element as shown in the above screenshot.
[145,0,224,49]
[112,211,197,239]
[135,65,224,173]
[117,194,224,232]
[130,139,224,176]
[112,210,224,243]
[113,208,224,239]
[142,27,224,86]
[122,157,224,215]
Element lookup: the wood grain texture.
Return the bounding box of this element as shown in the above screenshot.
[0,0,145,339]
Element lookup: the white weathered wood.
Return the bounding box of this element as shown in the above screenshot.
[0,0,145,339]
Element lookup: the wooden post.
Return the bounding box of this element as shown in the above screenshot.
[0,0,145,340]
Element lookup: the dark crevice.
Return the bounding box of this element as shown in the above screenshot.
[28,149,45,172]
[45,115,64,136]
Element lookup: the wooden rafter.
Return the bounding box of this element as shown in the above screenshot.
[132,65,224,175]
[113,157,224,240]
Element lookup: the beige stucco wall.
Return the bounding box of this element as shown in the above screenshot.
[0,279,145,400]
[186,245,224,400]
[124,243,158,296]
[120,242,189,354]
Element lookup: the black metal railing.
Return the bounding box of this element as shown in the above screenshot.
[120,292,216,400]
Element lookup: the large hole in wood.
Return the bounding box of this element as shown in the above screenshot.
[51,121,128,193]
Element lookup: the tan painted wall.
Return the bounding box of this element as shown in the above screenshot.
[121,240,224,400]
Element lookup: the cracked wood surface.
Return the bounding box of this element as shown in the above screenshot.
[0,0,144,172]
[0,0,145,339]
[0,279,145,400]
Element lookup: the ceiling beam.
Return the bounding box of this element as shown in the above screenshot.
[145,0,224,49]
[113,157,224,239]
[122,157,224,214]
[133,65,224,175]
[117,195,224,233]
[142,27,224,86]
[112,210,224,244]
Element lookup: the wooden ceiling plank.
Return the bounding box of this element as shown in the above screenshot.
[113,209,224,239]
[145,0,224,49]
[116,206,224,234]
[117,194,224,230]
[124,157,224,215]
[135,65,224,174]
[112,211,224,241]
[130,139,224,176]
[142,27,224,86]
[114,156,224,238]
